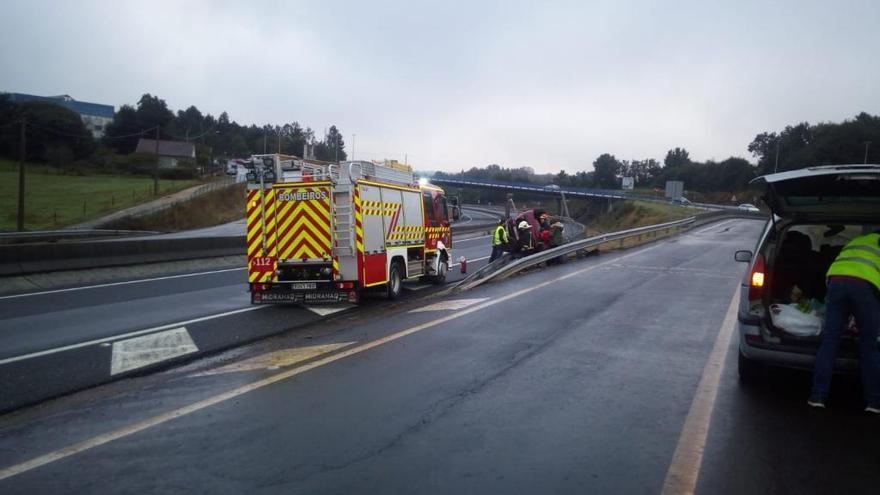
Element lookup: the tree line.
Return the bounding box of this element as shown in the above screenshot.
[434,147,755,192]
[2,91,877,191]
[0,92,348,171]
[435,112,880,193]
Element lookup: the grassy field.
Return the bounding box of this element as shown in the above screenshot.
[586,200,698,235]
[106,183,245,232]
[0,160,199,231]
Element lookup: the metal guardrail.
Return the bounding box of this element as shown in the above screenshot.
[0,229,161,244]
[452,210,765,292]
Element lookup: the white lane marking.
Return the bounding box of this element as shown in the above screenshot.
[303,304,355,316]
[0,267,247,300]
[0,306,268,366]
[409,298,488,313]
[110,327,198,376]
[453,234,492,243]
[192,342,356,377]
[661,288,740,495]
[0,242,663,482]
[450,255,491,267]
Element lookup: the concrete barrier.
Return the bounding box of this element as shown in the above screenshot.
[0,236,245,276]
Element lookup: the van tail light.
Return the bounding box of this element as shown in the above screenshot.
[252,283,269,292]
[748,254,765,301]
[336,282,354,289]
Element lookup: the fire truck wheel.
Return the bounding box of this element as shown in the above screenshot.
[432,260,448,285]
[386,263,403,300]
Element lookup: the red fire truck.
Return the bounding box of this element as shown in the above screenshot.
[245,155,452,304]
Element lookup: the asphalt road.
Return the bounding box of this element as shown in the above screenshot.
[0,233,493,362]
[3,218,876,493]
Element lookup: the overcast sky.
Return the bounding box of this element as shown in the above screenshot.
[2,0,879,173]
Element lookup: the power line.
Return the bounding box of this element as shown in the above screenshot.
[22,122,158,140]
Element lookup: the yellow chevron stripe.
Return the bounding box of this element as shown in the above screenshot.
[276,211,331,257]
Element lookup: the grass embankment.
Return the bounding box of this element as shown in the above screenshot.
[106,183,245,232]
[0,159,199,230]
[586,200,697,236]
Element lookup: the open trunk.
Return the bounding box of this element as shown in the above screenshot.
[749,165,880,349]
[763,221,878,346]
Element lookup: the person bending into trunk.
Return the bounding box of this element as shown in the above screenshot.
[809,231,880,414]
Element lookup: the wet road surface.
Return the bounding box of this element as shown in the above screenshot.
[2,218,877,494]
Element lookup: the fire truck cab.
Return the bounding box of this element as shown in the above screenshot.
[246,155,451,304]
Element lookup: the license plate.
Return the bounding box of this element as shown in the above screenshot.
[291,282,317,290]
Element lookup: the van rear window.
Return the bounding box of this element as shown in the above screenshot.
[773,174,880,213]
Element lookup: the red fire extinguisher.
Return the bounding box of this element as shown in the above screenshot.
[459,256,467,274]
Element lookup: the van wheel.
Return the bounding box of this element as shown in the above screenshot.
[432,260,448,285]
[386,263,402,300]
[738,351,763,384]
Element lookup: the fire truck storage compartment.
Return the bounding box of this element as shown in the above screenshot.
[359,182,389,286]
[407,247,424,277]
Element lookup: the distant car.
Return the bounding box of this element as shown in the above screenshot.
[544,184,561,191]
[734,165,880,381]
[672,197,691,205]
[738,203,760,212]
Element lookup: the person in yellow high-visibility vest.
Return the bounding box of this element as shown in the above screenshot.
[809,232,880,414]
[489,220,509,263]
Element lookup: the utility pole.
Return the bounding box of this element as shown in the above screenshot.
[154,126,160,195]
[263,132,267,154]
[16,118,26,231]
[352,133,356,161]
[865,141,871,164]
[773,139,780,173]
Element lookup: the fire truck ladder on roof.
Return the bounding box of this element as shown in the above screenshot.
[331,185,355,257]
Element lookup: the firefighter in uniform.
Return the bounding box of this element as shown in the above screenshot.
[809,232,880,413]
[489,220,508,263]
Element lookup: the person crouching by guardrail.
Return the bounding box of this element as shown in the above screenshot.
[515,220,535,258]
[490,220,509,263]
[545,221,567,265]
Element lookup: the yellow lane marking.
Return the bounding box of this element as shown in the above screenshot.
[0,243,661,482]
[661,288,740,495]
[191,343,356,377]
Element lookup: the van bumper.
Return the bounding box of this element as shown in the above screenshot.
[737,319,860,372]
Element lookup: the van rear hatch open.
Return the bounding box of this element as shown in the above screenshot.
[751,165,880,220]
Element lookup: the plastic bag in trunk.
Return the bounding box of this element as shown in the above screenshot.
[769,303,823,337]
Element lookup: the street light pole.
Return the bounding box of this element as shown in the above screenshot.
[352,133,356,160]
[774,139,780,173]
[865,141,871,164]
